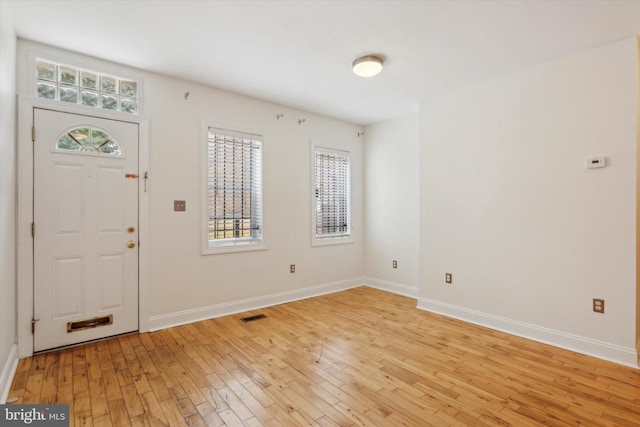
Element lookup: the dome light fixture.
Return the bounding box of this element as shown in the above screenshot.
[352,55,384,78]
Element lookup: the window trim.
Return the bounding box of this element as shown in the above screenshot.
[311,143,353,247]
[201,121,267,255]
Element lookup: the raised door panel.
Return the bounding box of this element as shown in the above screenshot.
[97,166,125,234]
[53,256,84,319]
[54,162,85,236]
[98,254,125,311]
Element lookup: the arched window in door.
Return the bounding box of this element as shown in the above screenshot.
[56,126,124,157]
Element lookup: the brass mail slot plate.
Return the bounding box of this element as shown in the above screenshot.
[67,314,113,333]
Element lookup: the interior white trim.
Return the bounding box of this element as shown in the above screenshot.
[418,297,639,369]
[362,277,418,298]
[0,345,18,404]
[137,120,150,334]
[17,97,150,358]
[149,278,365,331]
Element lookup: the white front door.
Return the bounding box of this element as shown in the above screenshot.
[33,108,139,352]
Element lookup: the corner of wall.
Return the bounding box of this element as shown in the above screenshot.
[636,35,640,363]
[0,0,18,401]
[362,113,420,289]
[0,345,18,403]
[363,277,418,299]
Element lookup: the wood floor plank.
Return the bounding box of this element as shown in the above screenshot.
[184,413,208,427]
[223,378,276,425]
[158,397,186,427]
[22,371,43,404]
[7,287,640,426]
[92,414,114,427]
[147,376,171,403]
[168,384,199,419]
[127,414,149,427]
[195,401,225,427]
[102,368,123,402]
[91,394,110,419]
[216,407,246,427]
[120,383,145,419]
[75,409,94,427]
[217,384,262,421]
[138,391,169,427]
[147,349,179,390]
[107,398,131,427]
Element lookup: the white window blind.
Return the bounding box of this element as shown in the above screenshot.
[314,147,350,238]
[207,128,262,246]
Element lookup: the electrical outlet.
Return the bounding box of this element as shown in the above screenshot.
[290,264,295,273]
[593,298,604,313]
[174,200,186,211]
[392,260,397,269]
[445,273,452,284]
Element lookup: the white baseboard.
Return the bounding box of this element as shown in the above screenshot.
[362,277,418,298]
[418,298,639,369]
[0,344,19,404]
[148,278,365,331]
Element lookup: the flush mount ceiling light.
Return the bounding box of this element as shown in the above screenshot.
[352,55,384,77]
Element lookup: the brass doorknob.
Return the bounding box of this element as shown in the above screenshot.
[127,240,136,249]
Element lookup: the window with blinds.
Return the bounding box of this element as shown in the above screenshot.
[206,128,262,248]
[314,147,350,240]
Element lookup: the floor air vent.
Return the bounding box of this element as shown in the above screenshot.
[240,314,267,323]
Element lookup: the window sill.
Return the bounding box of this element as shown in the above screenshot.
[201,242,268,256]
[311,236,353,247]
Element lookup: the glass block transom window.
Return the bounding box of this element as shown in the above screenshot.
[206,128,263,246]
[56,126,123,157]
[314,147,350,238]
[36,59,138,114]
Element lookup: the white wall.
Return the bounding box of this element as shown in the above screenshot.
[145,73,365,320]
[15,41,365,330]
[0,0,18,401]
[419,37,638,366]
[364,114,419,296]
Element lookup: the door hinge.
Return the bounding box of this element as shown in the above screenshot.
[31,222,35,238]
[31,318,39,334]
[32,126,35,142]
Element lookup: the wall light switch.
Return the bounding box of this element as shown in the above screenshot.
[174,200,186,211]
[585,156,606,169]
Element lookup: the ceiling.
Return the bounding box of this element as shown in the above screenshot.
[6,0,640,125]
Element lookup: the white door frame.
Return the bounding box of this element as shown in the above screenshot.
[17,97,150,358]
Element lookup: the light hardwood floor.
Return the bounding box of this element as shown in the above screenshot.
[7,287,640,426]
